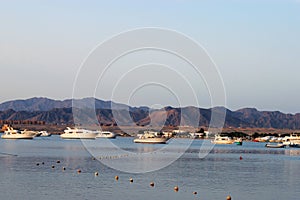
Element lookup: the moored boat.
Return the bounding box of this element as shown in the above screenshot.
[265,143,285,148]
[60,127,97,139]
[234,138,243,145]
[1,127,34,139]
[38,131,52,137]
[21,129,39,137]
[96,131,117,139]
[212,135,234,144]
[282,134,300,146]
[133,131,169,144]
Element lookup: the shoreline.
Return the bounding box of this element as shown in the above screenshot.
[1,124,299,137]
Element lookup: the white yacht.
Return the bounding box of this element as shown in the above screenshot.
[133,131,169,144]
[96,131,117,139]
[211,135,234,144]
[60,127,97,139]
[1,127,34,139]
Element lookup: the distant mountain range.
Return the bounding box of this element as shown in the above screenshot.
[0,97,300,129]
[0,97,129,111]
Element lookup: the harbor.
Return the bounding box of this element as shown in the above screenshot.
[0,135,299,200]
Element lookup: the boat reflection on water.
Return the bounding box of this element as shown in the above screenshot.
[285,149,300,156]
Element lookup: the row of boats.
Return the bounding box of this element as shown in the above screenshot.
[2,125,300,147]
[0,126,117,140]
[1,126,51,139]
[254,134,300,148]
[0,126,167,143]
[211,134,300,148]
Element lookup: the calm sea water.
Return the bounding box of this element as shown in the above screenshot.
[0,135,299,200]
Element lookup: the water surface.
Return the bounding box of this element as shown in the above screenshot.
[0,136,299,200]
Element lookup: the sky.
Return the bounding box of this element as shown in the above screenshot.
[0,0,300,113]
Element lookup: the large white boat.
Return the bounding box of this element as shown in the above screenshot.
[211,135,234,144]
[133,131,169,144]
[282,134,300,146]
[1,127,34,139]
[60,127,97,139]
[96,131,117,139]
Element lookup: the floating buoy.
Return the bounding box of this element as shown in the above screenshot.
[193,191,197,195]
[150,182,155,187]
[56,160,60,164]
[92,157,96,160]
[129,178,133,183]
[77,169,81,174]
[42,162,44,165]
[36,163,40,166]
[51,165,55,169]
[62,167,66,171]
[174,186,179,192]
[226,195,232,200]
[115,176,119,181]
[239,156,243,160]
[95,172,99,176]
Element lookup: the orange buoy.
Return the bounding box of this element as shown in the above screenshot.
[193,191,197,195]
[239,156,243,160]
[77,169,81,174]
[115,176,119,181]
[150,182,155,187]
[174,186,179,192]
[129,178,133,183]
[226,195,232,200]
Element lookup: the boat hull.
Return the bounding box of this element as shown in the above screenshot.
[38,131,52,137]
[133,138,168,144]
[60,133,97,139]
[265,143,285,148]
[234,141,243,145]
[1,134,34,139]
[96,135,116,139]
[289,144,300,148]
[96,132,117,139]
[212,141,234,144]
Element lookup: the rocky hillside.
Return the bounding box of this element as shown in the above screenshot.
[0,98,300,129]
[0,97,129,112]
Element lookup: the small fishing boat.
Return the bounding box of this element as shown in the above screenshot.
[211,135,234,144]
[265,143,285,148]
[38,131,52,137]
[234,138,243,145]
[96,131,117,139]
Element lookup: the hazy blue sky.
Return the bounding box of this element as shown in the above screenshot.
[0,0,300,113]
